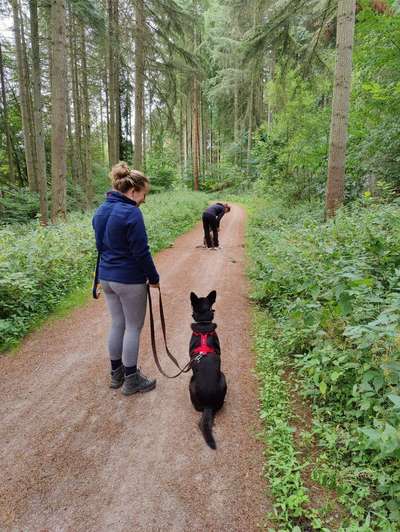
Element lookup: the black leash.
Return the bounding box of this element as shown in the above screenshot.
[147,284,193,379]
[92,252,101,299]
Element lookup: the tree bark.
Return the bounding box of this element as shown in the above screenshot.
[142,85,146,172]
[325,0,356,218]
[179,87,184,179]
[192,77,200,190]
[107,0,120,166]
[80,24,92,207]
[247,73,254,175]
[30,0,48,224]
[66,87,75,177]
[68,8,83,184]
[200,90,206,182]
[50,0,67,221]
[0,42,16,184]
[11,0,37,191]
[134,0,144,171]
[20,1,39,192]
[234,81,239,165]
[100,84,105,165]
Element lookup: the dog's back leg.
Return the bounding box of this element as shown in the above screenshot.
[189,378,203,412]
[214,373,227,412]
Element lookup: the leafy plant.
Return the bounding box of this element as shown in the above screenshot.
[247,194,400,529]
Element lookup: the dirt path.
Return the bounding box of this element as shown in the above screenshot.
[0,205,270,532]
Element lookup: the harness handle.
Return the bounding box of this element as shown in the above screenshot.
[147,284,193,379]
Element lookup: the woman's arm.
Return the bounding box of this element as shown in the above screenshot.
[126,210,160,285]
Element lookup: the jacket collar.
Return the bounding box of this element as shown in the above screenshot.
[106,190,137,206]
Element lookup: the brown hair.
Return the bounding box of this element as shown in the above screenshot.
[110,162,149,193]
[224,203,231,212]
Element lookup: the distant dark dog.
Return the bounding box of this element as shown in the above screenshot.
[189,290,227,449]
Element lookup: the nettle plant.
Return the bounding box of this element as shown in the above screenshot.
[345,293,400,460]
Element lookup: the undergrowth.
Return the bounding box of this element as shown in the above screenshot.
[247,194,400,530]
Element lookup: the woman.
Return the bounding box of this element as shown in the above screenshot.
[92,162,159,395]
[202,203,231,249]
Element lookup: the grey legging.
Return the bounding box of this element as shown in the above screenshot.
[101,281,147,368]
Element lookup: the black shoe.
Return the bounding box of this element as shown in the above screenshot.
[110,365,124,389]
[121,369,156,395]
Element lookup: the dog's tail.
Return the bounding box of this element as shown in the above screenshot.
[199,407,216,450]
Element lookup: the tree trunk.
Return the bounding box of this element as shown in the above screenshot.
[100,85,105,165]
[325,0,356,218]
[11,0,37,191]
[192,77,200,190]
[183,93,188,179]
[234,81,239,165]
[20,1,39,192]
[8,87,25,183]
[107,0,120,166]
[0,42,16,184]
[134,0,144,171]
[50,0,67,221]
[209,105,213,166]
[104,72,111,164]
[30,0,48,224]
[149,89,153,154]
[179,88,184,179]
[69,9,83,184]
[80,24,92,207]
[200,90,206,183]
[66,89,75,177]
[186,92,191,177]
[247,74,254,175]
[142,86,146,172]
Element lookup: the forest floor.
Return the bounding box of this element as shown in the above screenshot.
[0,205,271,532]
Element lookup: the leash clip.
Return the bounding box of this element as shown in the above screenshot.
[193,354,204,363]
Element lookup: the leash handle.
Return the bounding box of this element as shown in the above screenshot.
[147,284,192,379]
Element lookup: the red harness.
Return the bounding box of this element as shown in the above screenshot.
[190,331,218,358]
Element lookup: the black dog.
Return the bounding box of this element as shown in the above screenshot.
[189,290,227,449]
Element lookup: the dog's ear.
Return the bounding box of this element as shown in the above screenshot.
[190,292,199,306]
[207,290,217,306]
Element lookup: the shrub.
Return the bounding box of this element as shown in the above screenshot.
[248,194,400,528]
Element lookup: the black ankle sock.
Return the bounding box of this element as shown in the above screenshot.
[124,365,137,376]
[111,359,122,371]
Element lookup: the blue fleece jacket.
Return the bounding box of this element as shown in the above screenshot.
[92,191,160,284]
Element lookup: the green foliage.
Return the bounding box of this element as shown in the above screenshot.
[0,190,208,351]
[254,312,317,528]
[252,5,400,202]
[347,3,400,191]
[146,145,178,190]
[0,187,40,224]
[199,161,250,193]
[252,70,332,200]
[248,194,400,529]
